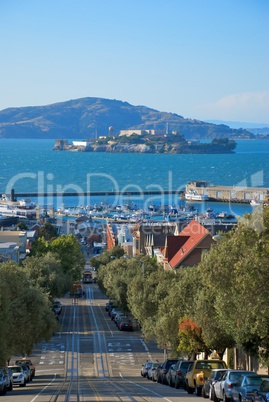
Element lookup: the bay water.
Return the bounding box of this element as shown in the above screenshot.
[0,138,268,217]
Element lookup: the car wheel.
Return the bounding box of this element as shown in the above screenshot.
[186,381,195,394]
[223,394,231,402]
[157,375,161,384]
[8,383,13,391]
[214,391,219,402]
[175,379,179,389]
[20,380,27,387]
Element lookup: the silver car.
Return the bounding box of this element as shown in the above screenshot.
[8,365,26,387]
[214,370,254,402]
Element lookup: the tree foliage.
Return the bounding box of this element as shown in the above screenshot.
[0,262,57,366]
[30,233,85,282]
[23,252,71,299]
[97,207,269,365]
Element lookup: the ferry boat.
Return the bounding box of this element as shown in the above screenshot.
[185,190,209,202]
[0,194,37,218]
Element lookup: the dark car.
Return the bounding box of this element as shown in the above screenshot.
[2,367,13,391]
[254,379,269,402]
[52,301,62,315]
[202,368,228,399]
[232,374,269,402]
[168,359,194,389]
[117,318,133,331]
[158,359,179,385]
[0,369,7,395]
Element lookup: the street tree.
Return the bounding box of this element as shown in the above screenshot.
[0,261,57,366]
[23,252,71,299]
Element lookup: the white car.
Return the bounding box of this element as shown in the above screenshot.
[8,365,26,387]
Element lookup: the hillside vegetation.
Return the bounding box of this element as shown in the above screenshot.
[0,97,253,140]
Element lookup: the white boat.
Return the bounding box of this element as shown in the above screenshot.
[250,199,261,206]
[0,194,36,218]
[185,190,209,201]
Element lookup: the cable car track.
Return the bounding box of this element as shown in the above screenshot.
[48,285,170,401]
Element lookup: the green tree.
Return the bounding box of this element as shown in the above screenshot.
[30,234,85,282]
[13,221,28,231]
[38,222,59,240]
[50,234,85,280]
[196,207,269,363]
[23,252,71,299]
[0,262,57,366]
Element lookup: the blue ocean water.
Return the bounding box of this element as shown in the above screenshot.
[0,138,268,216]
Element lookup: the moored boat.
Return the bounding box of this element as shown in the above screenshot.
[0,194,36,218]
[185,190,209,201]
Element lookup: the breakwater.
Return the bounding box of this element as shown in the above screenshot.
[7,185,268,205]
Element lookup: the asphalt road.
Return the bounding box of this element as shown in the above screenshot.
[2,281,201,402]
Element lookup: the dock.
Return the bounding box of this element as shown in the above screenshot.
[186,181,269,203]
[5,184,269,204]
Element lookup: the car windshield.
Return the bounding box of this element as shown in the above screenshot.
[230,372,247,381]
[216,370,227,379]
[9,366,22,373]
[16,360,30,365]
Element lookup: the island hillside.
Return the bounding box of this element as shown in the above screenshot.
[0,97,253,140]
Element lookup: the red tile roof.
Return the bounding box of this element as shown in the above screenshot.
[167,220,211,268]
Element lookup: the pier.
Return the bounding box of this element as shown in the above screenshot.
[186,181,269,204]
[4,184,269,204]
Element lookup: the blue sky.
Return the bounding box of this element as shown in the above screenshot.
[1,0,268,123]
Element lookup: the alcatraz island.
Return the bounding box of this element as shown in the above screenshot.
[53,129,236,154]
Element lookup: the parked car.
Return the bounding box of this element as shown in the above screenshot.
[20,364,31,383]
[152,363,163,382]
[185,359,227,396]
[8,365,27,387]
[118,318,133,331]
[110,309,122,321]
[114,312,126,326]
[202,369,228,399]
[168,360,194,389]
[2,367,13,391]
[214,370,254,402]
[115,315,128,328]
[15,358,35,379]
[52,300,62,315]
[108,304,119,316]
[105,300,117,312]
[141,361,156,378]
[158,359,179,385]
[166,363,177,387]
[253,379,269,402]
[0,369,7,395]
[232,374,269,402]
[148,362,160,381]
